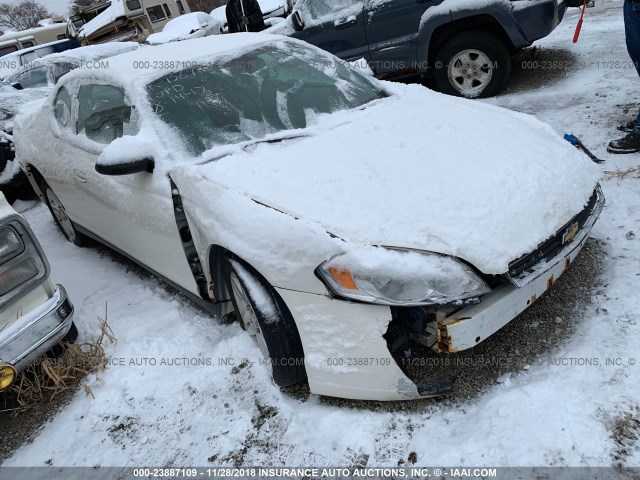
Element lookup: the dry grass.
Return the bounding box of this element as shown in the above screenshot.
[604,165,640,180]
[2,304,116,417]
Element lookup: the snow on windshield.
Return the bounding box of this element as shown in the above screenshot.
[146,43,385,156]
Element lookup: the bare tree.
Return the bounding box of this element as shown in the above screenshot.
[69,0,103,16]
[0,1,52,31]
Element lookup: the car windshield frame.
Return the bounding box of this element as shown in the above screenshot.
[146,42,387,157]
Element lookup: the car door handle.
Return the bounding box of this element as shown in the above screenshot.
[74,169,87,183]
[335,17,357,29]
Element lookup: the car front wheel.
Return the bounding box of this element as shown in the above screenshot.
[434,31,511,98]
[222,255,306,387]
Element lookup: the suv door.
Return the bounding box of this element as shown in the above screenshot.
[291,0,370,62]
[364,0,439,75]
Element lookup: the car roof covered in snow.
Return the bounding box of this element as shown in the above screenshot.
[62,33,299,88]
[29,41,140,65]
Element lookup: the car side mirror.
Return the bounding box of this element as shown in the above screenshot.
[291,11,304,31]
[10,82,23,90]
[95,156,154,175]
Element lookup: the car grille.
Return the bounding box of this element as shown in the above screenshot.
[505,187,601,285]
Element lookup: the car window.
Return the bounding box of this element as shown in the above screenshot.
[54,86,72,130]
[76,84,137,144]
[147,43,385,156]
[0,45,18,56]
[10,65,48,89]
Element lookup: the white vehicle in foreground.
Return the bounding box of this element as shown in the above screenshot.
[14,34,603,401]
[0,193,75,392]
[146,12,223,46]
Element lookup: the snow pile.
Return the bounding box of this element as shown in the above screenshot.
[147,13,221,45]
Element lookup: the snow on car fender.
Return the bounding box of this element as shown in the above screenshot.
[13,33,603,401]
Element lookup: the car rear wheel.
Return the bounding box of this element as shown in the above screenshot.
[41,180,87,247]
[222,255,306,387]
[434,31,511,98]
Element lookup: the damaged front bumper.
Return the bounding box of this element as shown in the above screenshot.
[277,186,604,401]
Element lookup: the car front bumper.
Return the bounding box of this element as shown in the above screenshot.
[279,188,604,401]
[0,285,74,387]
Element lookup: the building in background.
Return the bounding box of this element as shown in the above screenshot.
[0,19,68,57]
[68,0,193,44]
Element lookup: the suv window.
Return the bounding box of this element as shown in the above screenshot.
[54,86,72,130]
[76,84,136,144]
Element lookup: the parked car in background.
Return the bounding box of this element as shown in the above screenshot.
[0,82,50,203]
[0,39,81,80]
[147,12,222,45]
[275,0,568,98]
[0,192,75,393]
[14,34,603,401]
[4,42,140,90]
[70,0,194,45]
[211,0,295,31]
[0,19,69,58]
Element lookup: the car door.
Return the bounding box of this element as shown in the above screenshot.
[291,0,371,62]
[364,0,441,75]
[56,81,199,294]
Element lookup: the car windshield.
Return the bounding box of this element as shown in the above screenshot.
[146,43,385,156]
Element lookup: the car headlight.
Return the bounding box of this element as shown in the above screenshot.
[316,248,491,306]
[0,226,24,264]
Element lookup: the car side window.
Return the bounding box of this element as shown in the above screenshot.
[12,65,48,89]
[54,86,72,131]
[76,84,137,144]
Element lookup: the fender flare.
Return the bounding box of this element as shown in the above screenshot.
[416,6,528,74]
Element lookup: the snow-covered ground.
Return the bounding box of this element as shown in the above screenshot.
[2,4,640,469]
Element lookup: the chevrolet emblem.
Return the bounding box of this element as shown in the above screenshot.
[562,222,580,245]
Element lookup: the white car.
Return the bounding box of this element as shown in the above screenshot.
[146,12,223,46]
[14,34,603,401]
[3,42,140,90]
[0,193,75,392]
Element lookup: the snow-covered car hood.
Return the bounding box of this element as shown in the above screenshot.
[147,13,220,45]
[184,85,600,275]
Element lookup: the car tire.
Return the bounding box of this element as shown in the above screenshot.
[222,254,306,387]
[434,31,511,98]
[40,179,87,247]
